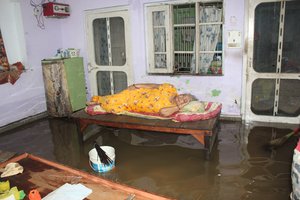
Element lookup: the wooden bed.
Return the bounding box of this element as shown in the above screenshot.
[0,153,171,200]
[71,109,220,159]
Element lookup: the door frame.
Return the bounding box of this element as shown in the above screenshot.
[85,6,133,96]
[242,0,300,124]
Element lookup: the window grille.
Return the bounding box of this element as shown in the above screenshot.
[146,1,223,75]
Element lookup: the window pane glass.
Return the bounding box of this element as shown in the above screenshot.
[173,4,195,24]
[174,26,195,73]
[253,3,280,73]
[173,4,196,74]
[97,71,128,95]
[199,24,222,51]
[110,17,126,66]
[93,18,109,66]
[281,1,300,73]
[154,28,166,52]
[153,11,165,26]
[198,3,223,75]
[175,53,195,73]
[97,71,111,95]
[278,79,300,117]
[152,11,167,69]
[174,27,195,51]
[154,54,167,69]
[251,79,275,116]
[93,17,126,66]
[113,71,127,93]
[199,53,222,75]
[199,3,223,23]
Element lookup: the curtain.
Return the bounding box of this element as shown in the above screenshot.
[198,5,222,74]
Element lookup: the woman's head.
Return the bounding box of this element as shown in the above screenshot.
[174,94,195,105]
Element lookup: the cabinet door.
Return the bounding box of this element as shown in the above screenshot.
[64,57,86,111]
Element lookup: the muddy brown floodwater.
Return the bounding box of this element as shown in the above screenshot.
[0,118,297,200]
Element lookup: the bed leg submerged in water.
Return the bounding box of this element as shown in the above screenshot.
[71,109,220,159]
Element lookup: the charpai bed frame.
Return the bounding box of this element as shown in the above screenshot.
[71,109,220,159]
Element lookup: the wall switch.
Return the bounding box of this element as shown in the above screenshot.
[227,31,242,48]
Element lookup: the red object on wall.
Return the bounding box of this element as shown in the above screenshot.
[0,29,24,85]
[0,29,9,70]
[42,2,70,17]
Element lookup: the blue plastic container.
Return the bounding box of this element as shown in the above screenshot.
[88,146,115,173]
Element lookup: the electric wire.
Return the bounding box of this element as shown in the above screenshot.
[30,0,47,29]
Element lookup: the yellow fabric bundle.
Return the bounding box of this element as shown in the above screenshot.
[92,83,178,114]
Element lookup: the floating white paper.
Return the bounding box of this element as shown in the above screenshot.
[42,183,92,200]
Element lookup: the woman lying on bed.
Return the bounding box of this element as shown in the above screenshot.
[90,83,194,117]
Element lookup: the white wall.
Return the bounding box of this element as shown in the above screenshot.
[0,0,63,127]
[0,0,245,127]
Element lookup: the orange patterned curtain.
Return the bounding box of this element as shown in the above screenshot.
[0,29,24,85]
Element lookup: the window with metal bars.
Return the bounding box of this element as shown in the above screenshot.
[146,1,223,75]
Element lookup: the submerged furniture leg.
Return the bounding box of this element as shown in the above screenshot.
[73,119,90,136]
[204,136,212,160]
[191,131,217,160]
[78,119,90,133]
[204,127,219,160]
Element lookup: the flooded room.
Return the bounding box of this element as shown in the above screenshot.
[0,0,299,199]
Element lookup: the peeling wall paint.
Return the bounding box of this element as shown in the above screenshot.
[211,89,222,97]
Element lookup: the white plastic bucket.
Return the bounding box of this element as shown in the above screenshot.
[88,146,115,173]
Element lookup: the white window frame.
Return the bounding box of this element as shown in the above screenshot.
[146,5,173,73]
[145,0,224,75]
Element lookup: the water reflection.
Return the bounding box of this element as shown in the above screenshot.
[217,122,294,200]
[49,118,83,168]
[47,119,295,200]
[240,126,293,200]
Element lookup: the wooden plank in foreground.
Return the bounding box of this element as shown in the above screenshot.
[0,153,172,200]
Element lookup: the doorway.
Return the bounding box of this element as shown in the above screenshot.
[86,7,133,96]
[244,0,300,124]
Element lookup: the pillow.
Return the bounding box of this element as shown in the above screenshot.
[85,104,107,115]
[181,101,205,113]
[173,102,222,122]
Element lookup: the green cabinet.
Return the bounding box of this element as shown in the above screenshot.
[42,57,86,117]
